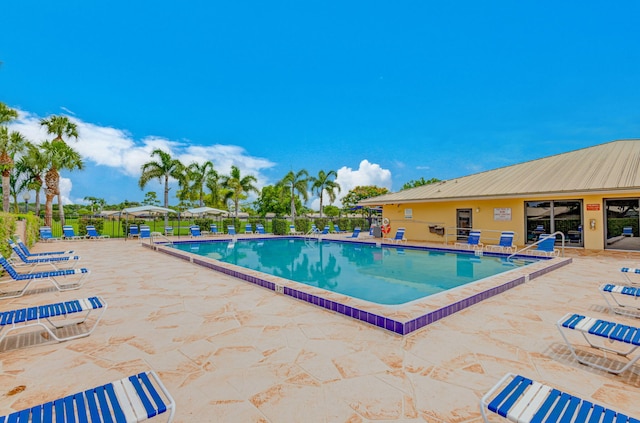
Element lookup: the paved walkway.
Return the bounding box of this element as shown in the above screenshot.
[1,237,639,422]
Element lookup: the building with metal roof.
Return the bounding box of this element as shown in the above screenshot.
[359,139,640,251]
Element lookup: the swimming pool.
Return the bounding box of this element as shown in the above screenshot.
[172,239,535,305]
[151,236,571,335]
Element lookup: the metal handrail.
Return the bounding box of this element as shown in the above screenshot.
[444,227,521,245]
[150,232,174,247]
[508,231,565,260]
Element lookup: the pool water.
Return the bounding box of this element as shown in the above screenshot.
[173,239,535,305]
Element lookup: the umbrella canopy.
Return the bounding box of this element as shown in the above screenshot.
[120,205,178,216]
[185,206,228,217]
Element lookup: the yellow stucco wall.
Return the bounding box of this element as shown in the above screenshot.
[382,192,640,251]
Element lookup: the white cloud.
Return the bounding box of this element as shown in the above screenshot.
[8,108,276,203]
[332,160,392,207]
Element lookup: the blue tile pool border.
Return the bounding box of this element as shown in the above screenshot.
[145,238,572,335]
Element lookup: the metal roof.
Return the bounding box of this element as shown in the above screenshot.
[359,139,640,205]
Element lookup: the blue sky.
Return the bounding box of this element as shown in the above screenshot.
[2,1,639,209]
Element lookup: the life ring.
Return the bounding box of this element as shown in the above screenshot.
[381,218,391,235]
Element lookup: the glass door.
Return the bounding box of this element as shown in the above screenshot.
[456,208,472,241]
[605,198,640,251]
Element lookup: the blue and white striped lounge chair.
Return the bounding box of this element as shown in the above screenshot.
[39,226,61,242]
[8,239,80,271]
[0,257,90,299]
[289,225,302,235]
[485,231,515,253]
[620,267,640,284]
[600,283,640,317]
[0,371,176,422]
[244,223,254,234]
[345,227,361,239]
[481,373,639,422]
[15,236,73,256]
[623,226,634,237]
[320,225,330,235]
[228,225,236,235]
[86,225,110,239]
[63,225,85,241]
[533,234,559,257]
[189,225,202,238]
[455,230,483,249]
[256,224,266,235]
[164,226,174,236]
[385,228,406,244]
[140,225,151,240]
[332,224,346,234]
[0,296,106,348]
[128,225,140,238]
[556,312,640,374]
[209,224,219,235]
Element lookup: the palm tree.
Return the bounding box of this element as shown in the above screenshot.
[0,128,29,211]
[220,165,258,220]
[40,141,84,227]
[40,115,79,225]
[278,169,309,221]
[138,149,185,208]
[187,160,215,207]
[205,169,223,208]
[0,102,18,126]
[16,143,48,217]
[310,169,340,218]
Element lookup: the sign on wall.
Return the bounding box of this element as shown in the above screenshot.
[586,204,600,211]
[494,207,512,221]
[404,208,413,219]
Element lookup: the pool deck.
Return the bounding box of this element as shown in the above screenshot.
[1,234,640,421]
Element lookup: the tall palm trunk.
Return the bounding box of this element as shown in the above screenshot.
[44,167,59,227]
[58,194,66,226]
[0,151,12,212]
[290,187,297,221]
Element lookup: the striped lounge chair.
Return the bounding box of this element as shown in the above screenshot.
[600,283,640,317]
[481,373,639,422]
[8,239,80,271]
[0,296,106,348]
[0,257,90,299]
[0,371,175,422]
[556,312,640,374]
[620,267,640,284]
[15,236,73,256]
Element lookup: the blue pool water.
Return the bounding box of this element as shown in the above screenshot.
[172,239,536,305]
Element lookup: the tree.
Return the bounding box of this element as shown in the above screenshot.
[254,184,301,217]
[83,196,106,213]
[220,165,259,220]
[0,127,29,212]
[0,102,18,126]
[205,169,224,209]
[142,191,161,206]
[278,169,309,221]
[188,160,215,207]
[310,169,340,218]
[40,115,80,226]
[138,149,184,207]
[401,177,441,190]
[341,185,389,225]
[16,143,48,217]
[40,141,84,226]
[323,205,340,217]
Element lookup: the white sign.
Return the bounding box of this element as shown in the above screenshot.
[404,208,413,219]
[494,208,512,221]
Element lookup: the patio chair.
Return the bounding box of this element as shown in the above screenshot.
[209,224,219,235]
[533,234,559,257]
[484,231,515,253]
[0,371,175,422]
[256,224,266,235]
[481,373,638,423]
[623,226,634,237]
[7,239,81,271]
[0,296,107,348]
[332,224,346,234]
[621,267,640,284]
[140,225,151,240]
[86,225,110,239]
[14,236,73,256]
[62,225,85,241]
[164,226,174,236]
[228,225,236,235]
[320,225,330,235]
[289,225,302,235]
[189,225,202,237]
[345,227,361,239]
[600,283,640,317]
[245,223,254,234]
[556,312,640,374]
[0,256,90,299]
[128,224,140,238]
[385,227,407,244]
[454,230,483,250]
[39,226,61,242]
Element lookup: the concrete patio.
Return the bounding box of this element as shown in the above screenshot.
[0,236,639,422]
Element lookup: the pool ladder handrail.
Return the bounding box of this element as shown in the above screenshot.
[507,231,565,261]
[150,231,174,247]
